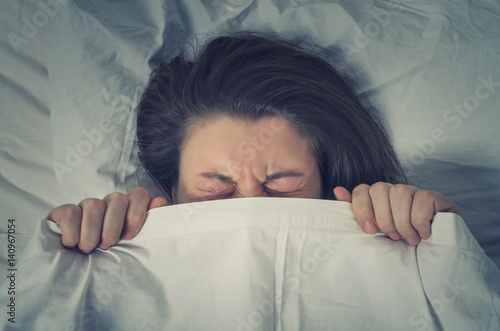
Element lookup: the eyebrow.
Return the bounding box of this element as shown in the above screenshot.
[199,171,304,182]
[199,172,233,182]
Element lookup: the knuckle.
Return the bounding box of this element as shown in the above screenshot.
[61,205,82,221]
[80,198,105,213]
[413,189,433,202]
[389,184,408,198]
[368,182,390,196]
[128,187,151,200]
[105,192,129,208]
[352,184,370,196]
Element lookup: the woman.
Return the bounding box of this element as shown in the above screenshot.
[47,33,459,254]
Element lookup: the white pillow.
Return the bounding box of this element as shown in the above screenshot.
[48,1,500,268]
[49,2,165,202]
[48,2,358,203]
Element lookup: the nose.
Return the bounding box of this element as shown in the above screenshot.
[233,189,269,198]
[233,183,269,198]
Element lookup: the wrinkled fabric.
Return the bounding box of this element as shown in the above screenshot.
[46,0,500,269]
[2,198,499,330]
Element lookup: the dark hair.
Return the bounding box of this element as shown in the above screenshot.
[137,32,406,201]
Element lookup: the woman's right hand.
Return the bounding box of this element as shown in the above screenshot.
[46,187,168,254]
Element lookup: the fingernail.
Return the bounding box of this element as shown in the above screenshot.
[387,231,401,241]
[419,232,431,240]
[406,236,421,246]
[364,221,378,234]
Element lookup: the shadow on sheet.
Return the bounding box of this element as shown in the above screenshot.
[1,198,499,331]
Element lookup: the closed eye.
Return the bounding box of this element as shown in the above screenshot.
[195,171,305,198]
[264,173,304,195]
[198,185,236,195]
[265,187,301,197]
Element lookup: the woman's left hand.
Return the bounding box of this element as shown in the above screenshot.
[333,183,460,245]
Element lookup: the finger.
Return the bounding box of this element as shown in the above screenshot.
[333,186,352,202]
[351,184,379,234]
[148,197,168,210]
[368,182,400,240]
[99,192,129,250]
[46,203,74,223]
[410,190,436,240]
[432,192,461,215]
[48,204,82,248]
[78,199,106,254]
[411,190,460,239]
[122,187,151,240]
[389,184,421,246]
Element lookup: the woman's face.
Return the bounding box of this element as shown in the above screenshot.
[172,115,322,203]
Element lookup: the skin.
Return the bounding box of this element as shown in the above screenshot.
[47,115,460,254]
[173,115,322,203]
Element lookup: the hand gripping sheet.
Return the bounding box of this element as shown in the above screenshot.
[2,198,499,330]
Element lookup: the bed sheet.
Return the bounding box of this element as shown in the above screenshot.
[48,0,500,268]
[0,1,66,267]
[2,198,499,330]
[0,0,499,307]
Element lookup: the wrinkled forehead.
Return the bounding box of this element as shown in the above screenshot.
[180,113,309,152]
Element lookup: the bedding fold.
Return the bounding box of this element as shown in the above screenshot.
[1,198,499,330]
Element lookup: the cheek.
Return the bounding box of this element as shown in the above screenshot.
[173,171,194,204]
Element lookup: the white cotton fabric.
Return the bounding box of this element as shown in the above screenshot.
[45,0,500,269]
[2,0,500,278]
[2,198,499,331]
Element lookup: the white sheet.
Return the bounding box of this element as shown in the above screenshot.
[2,198,499,330]
[46,0,500,269]
[0,1,67,275]
[1,2,500,326]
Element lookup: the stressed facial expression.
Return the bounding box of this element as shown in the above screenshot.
[172,115,322,203]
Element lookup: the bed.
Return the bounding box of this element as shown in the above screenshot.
[1,0,499,329]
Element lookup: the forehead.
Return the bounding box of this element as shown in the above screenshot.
[174,114,322,202]
[177,115,320,186]
[180,115,313,168]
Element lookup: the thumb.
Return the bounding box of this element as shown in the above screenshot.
[333,186,352,203]
[148,197,168,210]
